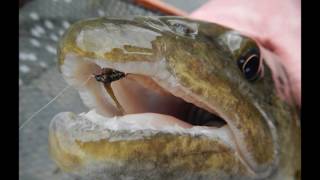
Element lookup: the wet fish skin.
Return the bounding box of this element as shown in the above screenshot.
[50,16,300,180]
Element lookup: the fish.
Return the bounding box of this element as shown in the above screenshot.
[48,16,300,180]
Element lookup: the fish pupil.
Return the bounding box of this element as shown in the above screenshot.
[243,55,260,80]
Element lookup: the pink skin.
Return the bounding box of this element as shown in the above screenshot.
[190,0,301,107]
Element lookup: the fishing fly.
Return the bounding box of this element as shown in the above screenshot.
[93,68,126,114]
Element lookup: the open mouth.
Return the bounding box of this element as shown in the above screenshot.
[61,53,231,133]
[102,70,227,129]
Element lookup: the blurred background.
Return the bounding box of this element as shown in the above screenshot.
[19,0,207,179]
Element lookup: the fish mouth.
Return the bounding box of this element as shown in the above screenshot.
[60,53,231,131]
[82,63,228,129]
[49,53,259,178]
[49,17,277,179]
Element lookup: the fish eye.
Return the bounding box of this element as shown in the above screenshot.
[237,47,263,81]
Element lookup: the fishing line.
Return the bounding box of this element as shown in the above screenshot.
[19,76,92,131]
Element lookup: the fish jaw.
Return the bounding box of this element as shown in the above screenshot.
[49,111,249,179]
[50,17,300,179]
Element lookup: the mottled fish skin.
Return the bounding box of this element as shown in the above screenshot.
[50,17,300,180]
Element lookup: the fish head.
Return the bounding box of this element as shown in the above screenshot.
[50,16,300,180]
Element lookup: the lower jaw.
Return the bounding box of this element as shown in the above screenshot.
[51,109,235,144]
[49,110,250,179]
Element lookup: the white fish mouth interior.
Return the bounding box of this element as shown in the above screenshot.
[59,54,236,139]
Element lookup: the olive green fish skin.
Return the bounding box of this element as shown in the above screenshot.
[52,17,300,179]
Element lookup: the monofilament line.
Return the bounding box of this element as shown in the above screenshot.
[19,76,92,131]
